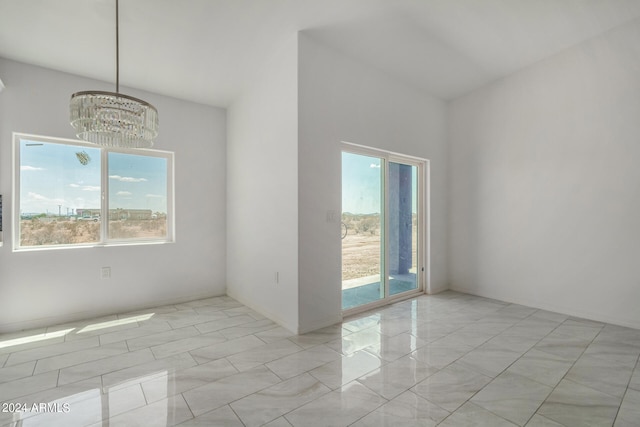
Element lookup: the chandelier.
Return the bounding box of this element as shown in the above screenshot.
[70,0,158,148]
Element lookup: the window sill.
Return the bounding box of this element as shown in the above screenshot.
[13,239,174,253]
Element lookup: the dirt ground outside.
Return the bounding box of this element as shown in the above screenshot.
[341,213,417,281]
[19,218,167,246]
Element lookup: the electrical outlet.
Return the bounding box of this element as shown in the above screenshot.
[101,267,111,279]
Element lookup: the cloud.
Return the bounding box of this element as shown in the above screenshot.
[370,163,381,168]
[117,191,132,197]
[21,165,44,171]
[145,194,164,198]
[109,175,147,183]
[73,197,100,209]
[70,183,100,191]
[26,192,64,204]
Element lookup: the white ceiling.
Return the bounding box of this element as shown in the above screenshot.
[1,0,640,107]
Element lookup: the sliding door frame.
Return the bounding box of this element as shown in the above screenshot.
[341,142,429,316]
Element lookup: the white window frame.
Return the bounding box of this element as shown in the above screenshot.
[12,132,175,251]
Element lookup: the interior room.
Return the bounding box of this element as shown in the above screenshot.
[1,0,640,425]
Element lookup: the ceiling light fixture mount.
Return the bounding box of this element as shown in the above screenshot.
[70,0,158,148]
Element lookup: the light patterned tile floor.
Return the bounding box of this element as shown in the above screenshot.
[0,291,639,426]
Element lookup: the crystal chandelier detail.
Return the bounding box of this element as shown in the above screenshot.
[70,0,158,148]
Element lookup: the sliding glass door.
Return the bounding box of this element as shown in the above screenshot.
[388,160,419,296]
[342,146,425,311]
[341,152,385,310]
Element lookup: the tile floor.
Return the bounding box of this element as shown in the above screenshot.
[0,291,639,426]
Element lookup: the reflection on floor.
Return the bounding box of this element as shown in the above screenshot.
[342,272,417,310]
[342,279,416,310]
[1,291,639,426]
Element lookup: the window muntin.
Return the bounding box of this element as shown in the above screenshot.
[14,133,174,250]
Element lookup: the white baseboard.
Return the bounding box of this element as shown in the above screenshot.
[450,285,640,330]
[226,289,301,334]
[0,291,225,334]
[297,314,344,335]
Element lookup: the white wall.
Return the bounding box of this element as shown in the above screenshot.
[226,35,299,332]
[448,19,640,329]
[298,34,448,333]
[0,58,227,333]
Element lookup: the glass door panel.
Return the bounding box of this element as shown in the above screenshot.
[341,152,385,310]
[388,161,418,295]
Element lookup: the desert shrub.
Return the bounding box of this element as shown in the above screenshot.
[77,222,100,242]
[20,220,97,246]
[108,221,126,239]
[357,216,379,235]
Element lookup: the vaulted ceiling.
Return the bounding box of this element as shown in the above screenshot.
[1,0,640,107]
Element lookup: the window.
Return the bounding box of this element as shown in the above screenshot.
[13,133,174,250]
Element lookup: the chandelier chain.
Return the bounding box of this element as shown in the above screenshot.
[116,0,119,93]
[69,0,159,148]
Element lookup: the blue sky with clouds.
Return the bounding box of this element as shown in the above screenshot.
[19,139,167,215]
[108,152,167,213]
[342,151,382,214]
[342,151,418,215]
